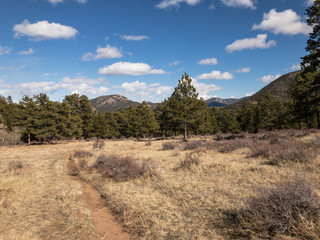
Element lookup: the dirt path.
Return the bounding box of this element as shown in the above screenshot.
[79,180,131,240]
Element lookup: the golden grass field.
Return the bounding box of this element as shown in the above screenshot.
[1,131,320,239]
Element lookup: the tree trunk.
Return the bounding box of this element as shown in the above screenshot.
[28,132,31,145]
[317,110,320,129]
[184,119,187,140]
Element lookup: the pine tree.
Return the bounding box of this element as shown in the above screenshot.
[167,73,203,139]
[135,101,159,138]
[292,0,320,128]
[79,95,94,139]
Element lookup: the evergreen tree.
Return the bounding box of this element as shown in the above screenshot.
[79,95,94,138]
[135,101,159,138]
[63,94,83,138]
[18,96,37,144]
[292,0,320,128]
[167,73,204,139]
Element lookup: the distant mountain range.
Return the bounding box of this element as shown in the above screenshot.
[90,71,300,113]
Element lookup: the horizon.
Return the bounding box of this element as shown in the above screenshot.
[0,0,312,102]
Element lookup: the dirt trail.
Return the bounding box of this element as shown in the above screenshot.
[79,181,131,240]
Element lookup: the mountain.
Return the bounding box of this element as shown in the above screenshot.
[205,97,242,107]
[227,71,301,109]
[90,94,158,113]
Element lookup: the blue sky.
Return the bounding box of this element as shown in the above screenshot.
[0,0,314,102]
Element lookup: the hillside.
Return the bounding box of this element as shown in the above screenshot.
[205,97,242,107]
[90,94,157,113]
[227,70,301,109]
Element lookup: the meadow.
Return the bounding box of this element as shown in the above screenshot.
[1,130,320,239]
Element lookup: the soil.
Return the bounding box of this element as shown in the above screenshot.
[80,181,132,240]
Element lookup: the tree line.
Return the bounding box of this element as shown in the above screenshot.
[0,1,318,143]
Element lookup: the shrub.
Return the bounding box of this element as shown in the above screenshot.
[249,141,317,165]
[7,161,23,172]
[73,150,93,159]
[180,153,201,169]
[93,140,105,149]
[92,154,157,181]
[162,142,176,150]
[182,140,205,151]
[233,177,320,239]
[217,139,252,153]
[67,158,79,176]
[145,141,152,146]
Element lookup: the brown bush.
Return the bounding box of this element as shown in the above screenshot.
[92,154,157,181]
[67,158,79,176]
[233,177,320,239]
[7,161,23,172]
[180,153,201,170]
[182,140,205,151]
[145,141,152,146]
[162,142,177,150]
[73,150,93,159]
[217,139,253,153]
[249,141,317,165]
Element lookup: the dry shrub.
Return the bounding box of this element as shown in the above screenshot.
[145,141,152,146]
[217,139,253,153]
[73,150,93,159]
[180,153,201,170]
[7,161,23,172]
[233,177,320,239]
[0,128,22,146]
[162,142,177,150]
[182,140,205,151]
[214,133,247,141]
[93,140,105,149]
[249,141,317,165]
[92,154,157,181]
[67,158,79,176]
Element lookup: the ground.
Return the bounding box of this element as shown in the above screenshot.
[1,131,320,239]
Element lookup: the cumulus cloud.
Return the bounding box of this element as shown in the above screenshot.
[198,58,218,65]
[291,64,301,71]
[82,45,122,61]
[192,78,221,99]
[16,76,109,96]
[120,81,172,100]
[253,9,312,35]
[120,35,150,41]
[156,0,202,9]
[0,45,12,55]
[226,34,276,53]
[258,74,281,83]
[169,61,180,66]
[197,70,234,80]
[98,62,165,76]
[13,20,78,41]
[236,67,251,73]
[221,0,256,9]
[246,92,254,97]
[17,48,34,55]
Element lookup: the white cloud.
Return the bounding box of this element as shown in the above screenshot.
[221,0,255,9]
[169,61,180,66]
[306,0,314,6]
[156,0,202,9]
[47,0,87,4]
[291,64,301,71]
[16,76,109,96]
[226,34,276,53]
[82,45,122,61]
[149,83,173,95]
[197,70,234,80]
[209,1,215,9]
[120,35,150,41]
[253,9,312,35]
[258,74,281,83]
[13,20,78,41]
[0,45,12,55]
[192,78,221,99]
[198,58,218,65]
[121,81,147,92]
[246,92,254,97]
[236,67,251,73]
[17,48,34,55]
[98,62,165,76]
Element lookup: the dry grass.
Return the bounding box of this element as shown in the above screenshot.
[1,130,320,239]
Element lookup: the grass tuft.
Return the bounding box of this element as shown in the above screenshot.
[162,142,177,150]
